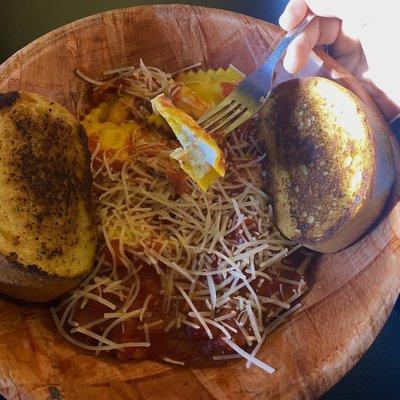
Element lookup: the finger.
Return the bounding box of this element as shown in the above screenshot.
[301,0,349,19]
[316,18,341,45]
[283,17,320,74]
[329,19,362,57]
[283,17,341,74]
[279,0,308,31]
[280,0,352,30]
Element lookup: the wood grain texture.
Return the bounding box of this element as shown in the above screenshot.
[0,5,399,400]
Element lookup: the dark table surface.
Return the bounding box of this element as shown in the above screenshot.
[0,1,399,399]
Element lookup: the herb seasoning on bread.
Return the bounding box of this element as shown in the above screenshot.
[0,91,97,301]
[260,77,395,252]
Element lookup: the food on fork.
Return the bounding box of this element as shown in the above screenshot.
[151,94,226,191]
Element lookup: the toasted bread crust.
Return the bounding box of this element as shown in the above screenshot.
[0,91,97,301]
[260,77,394,252]
[0,255,83,302]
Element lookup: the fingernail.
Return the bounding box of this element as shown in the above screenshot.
[283,44,300,74]
[279,13,289,30]
[283,54,296,74]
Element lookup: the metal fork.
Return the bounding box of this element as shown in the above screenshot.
[197,14,316,134]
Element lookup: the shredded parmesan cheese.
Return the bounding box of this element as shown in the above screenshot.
[163,357,185,366]
[52,62,310,374]
[223,338,275,374]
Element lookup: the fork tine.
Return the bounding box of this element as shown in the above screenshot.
[197,96,234,125]
[207,105,247,134]
[220,110,255,135]
[201,101,242,131]
[197,15,316,136]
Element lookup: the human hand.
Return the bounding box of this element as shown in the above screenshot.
[279,0,400,120]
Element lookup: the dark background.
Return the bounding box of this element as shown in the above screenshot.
[0,1,399,399]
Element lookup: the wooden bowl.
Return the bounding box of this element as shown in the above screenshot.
[0,5,399,400]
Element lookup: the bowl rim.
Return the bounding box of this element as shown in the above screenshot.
[0,5,399,400]
[0,4,270,72]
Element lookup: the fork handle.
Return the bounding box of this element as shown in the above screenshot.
[390,114,400,142]
[236,13,316,101]
[267,13,316,71]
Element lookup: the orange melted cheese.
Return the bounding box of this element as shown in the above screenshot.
[151,94,225,191]
[175,67,243,107]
